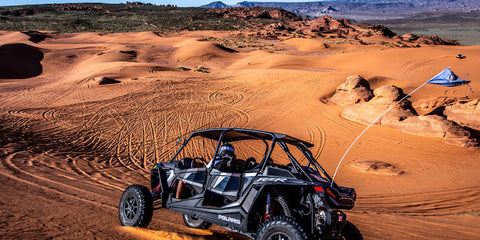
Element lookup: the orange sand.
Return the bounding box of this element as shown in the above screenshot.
[0,30,479,239]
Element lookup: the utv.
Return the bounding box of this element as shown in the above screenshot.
[119,128,362,239]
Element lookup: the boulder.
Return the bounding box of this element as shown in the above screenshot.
[341,85,415,125]
[391,115,476,148]
[401,33,418,42]
[330,75,373,106]
[444,99,480,131]
[370,85,403,104]
[412,96,468,115]
[269,22,286,30]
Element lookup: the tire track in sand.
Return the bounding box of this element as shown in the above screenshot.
[0,151,117,210]
[356,184,480,216]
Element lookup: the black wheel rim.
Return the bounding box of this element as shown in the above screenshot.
[268,233,290,240]
[123,196,139,220]
[186,215,202,225]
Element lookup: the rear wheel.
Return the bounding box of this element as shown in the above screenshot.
[338,221,363,240]
[183,214,212,229]
[119,185,153,227]
[256,216,307,240]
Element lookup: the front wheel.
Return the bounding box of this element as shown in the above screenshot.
[256,216,308,240]
[338,221,363,240]
[119,185,153,227]
[183,214,212,229]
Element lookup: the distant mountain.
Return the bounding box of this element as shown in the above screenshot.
[202,0,480,20]
[321,6,339,14]
[235,1,257,7]
[200,1,230,8]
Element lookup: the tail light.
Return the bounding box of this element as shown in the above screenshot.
[326,188,338,199]
[314,186,337,199]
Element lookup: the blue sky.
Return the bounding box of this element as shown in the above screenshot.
[0,0,317,8]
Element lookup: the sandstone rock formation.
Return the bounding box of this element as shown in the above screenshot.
[412,97,480,132]
[206,7,457,45]
[412,96,457,115]
[287,16,396,38]
[353,161,404,176]
[341,85,416,125]
[330,75,373,106]
[207,6,301,21]
[400,33,419,42]
[444,99,480,131]
[400,33,458,45]
[332,76,478,148]
[390,115,476,148]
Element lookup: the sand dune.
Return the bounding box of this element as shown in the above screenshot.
[228,50,330,71]
[282,38,329,52]
[172,39,239,69]
[1,30,479,239]
[0,31,33,45]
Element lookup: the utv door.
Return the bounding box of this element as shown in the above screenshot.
[175,166,207,199]
[203,168,260,207]
[203,169,242,206]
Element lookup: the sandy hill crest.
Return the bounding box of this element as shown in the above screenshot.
[173,39,238,62]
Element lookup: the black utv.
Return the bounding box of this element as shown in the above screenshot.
[119,128,362,239]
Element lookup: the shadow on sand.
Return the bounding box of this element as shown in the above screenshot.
[0,43,43,79]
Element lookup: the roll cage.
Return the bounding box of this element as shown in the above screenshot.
[170,128,337,187]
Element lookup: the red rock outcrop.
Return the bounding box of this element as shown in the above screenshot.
[330,75,373,106]
[207,8,456,45]
[444,99,480,131]
[282,16,396,38]
[401,33,419,42]
[207,6,301,21]
[412,96,455,114]
[416,35,459,45]
[333,77,477,148]
[391,115,476,148]
[341,85,416,125]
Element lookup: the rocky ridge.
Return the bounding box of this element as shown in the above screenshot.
[207,7,459,45]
